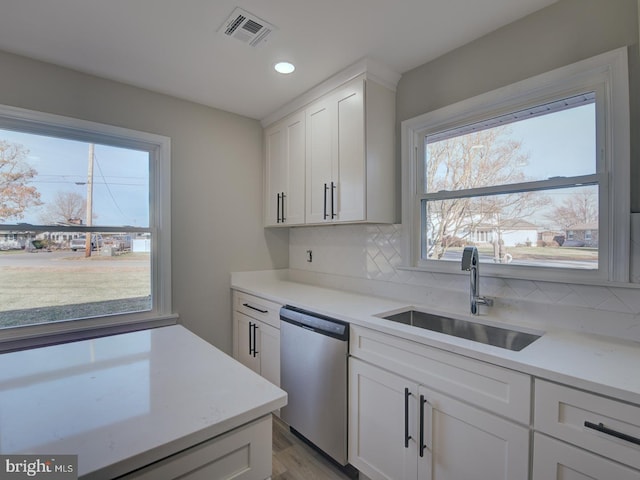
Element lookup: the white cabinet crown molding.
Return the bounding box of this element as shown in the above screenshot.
[261,57,400,128]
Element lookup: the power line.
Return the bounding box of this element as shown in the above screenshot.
[94,153,128,221]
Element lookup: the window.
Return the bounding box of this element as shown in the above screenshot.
[0,105,172,346]
[401,48,630,284]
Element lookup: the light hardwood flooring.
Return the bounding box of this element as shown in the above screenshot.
[272,416,356,480]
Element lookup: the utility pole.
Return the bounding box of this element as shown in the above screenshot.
[85,143,94,258]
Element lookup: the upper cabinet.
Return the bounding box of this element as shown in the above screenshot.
[264,71,396,227]
[264,110,306,226]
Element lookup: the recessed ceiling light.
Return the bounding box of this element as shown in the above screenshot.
[274,62,295,74]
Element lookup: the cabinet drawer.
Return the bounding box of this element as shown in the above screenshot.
[535,379,640,470]
[533,433,640,480]
[350,325,531,424]
[234,291,281,329]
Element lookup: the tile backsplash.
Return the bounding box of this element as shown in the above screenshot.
[289,218,640,341]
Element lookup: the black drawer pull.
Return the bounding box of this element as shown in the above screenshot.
[243,303,268,314]
[584,421,640,446]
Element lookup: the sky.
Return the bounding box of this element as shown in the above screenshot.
[425,101,597,230]
[0,128,150,227]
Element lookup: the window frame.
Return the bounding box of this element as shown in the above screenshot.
[400,47,630,285]
[0,104,175,350]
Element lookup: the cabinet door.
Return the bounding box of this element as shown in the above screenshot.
[333,78,365,222]
[420,386,529,480]
[349,358,418,480]
[264,121,286,226]
[533,433,640,480]
[284,111,306,225]
[235,312,260,374]
[306,97,334,223]
[255,320,280,387]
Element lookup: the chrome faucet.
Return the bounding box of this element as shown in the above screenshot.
[461,246,493,315]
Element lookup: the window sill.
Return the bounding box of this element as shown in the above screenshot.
[0,313,179,353]
[395,264,640,290]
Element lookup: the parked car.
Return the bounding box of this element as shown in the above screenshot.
[70,234,103,251]
[104,234,132,251]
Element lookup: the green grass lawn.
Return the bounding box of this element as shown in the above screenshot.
[0,252,151,327]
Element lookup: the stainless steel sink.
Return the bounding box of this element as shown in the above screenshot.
[380,310,541,351]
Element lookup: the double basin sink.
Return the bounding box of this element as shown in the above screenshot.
[379,309,541,352]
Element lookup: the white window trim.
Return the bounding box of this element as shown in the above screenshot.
[0,105,175,350]
[400,47,630,285]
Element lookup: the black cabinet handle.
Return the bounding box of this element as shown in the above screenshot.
[419,394,427,457]
[331,181,336,219]
[281,192,286,222]
[243,303,268,314]
[323,183,329,219]
[276,193,281,223]
[252,322,258,357]
[248,321,254,356]
[584,421,640,446]
[404,388,412,448]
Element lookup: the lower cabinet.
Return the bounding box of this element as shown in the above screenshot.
[119,415,273,480]
[349,358,529,480]
[532,433,640,480]
[235,312,280,387]
[532,379,640,479]
[232,291,281,387]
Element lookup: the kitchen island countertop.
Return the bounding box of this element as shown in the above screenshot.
[0,324,287,479]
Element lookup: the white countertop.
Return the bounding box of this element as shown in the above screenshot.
[232,271,640,406]
[0,325,287,479]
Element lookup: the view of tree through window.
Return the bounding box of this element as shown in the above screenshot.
[422,92,599,270]
[0,128,152,329]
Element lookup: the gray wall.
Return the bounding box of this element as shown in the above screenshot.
[0,49,289,353]
[397,0,640,212]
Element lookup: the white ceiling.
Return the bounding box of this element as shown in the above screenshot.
[0,0,558,121]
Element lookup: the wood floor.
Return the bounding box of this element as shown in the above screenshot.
[271,416,356,480]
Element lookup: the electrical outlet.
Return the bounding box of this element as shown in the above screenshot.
[306,250,313,262]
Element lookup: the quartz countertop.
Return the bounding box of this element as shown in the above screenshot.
[0,325,287,479]
[231,270,640,406]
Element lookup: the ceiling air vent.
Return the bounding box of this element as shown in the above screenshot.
[219,8,276,47]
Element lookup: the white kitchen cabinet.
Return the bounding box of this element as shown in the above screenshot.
[232,291,281,387]
[306,74,395,224]
[533,379,640,478]
[264,110,305,226]
[264,72,395,227]
[305,94,335,223]
[349,358,529,480]
[349,358,418,480]
[120,414,273,480]
[532,433,640,480]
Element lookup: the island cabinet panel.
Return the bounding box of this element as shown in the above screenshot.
[232,291,282,387]
[118,415,272,480]
[349,358,529,480]
[534,379,640,475]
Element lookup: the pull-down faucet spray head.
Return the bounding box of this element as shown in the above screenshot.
[461,246,476,271]
[461,246,493,315]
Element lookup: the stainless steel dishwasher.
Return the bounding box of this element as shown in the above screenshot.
[279,305,350,468]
